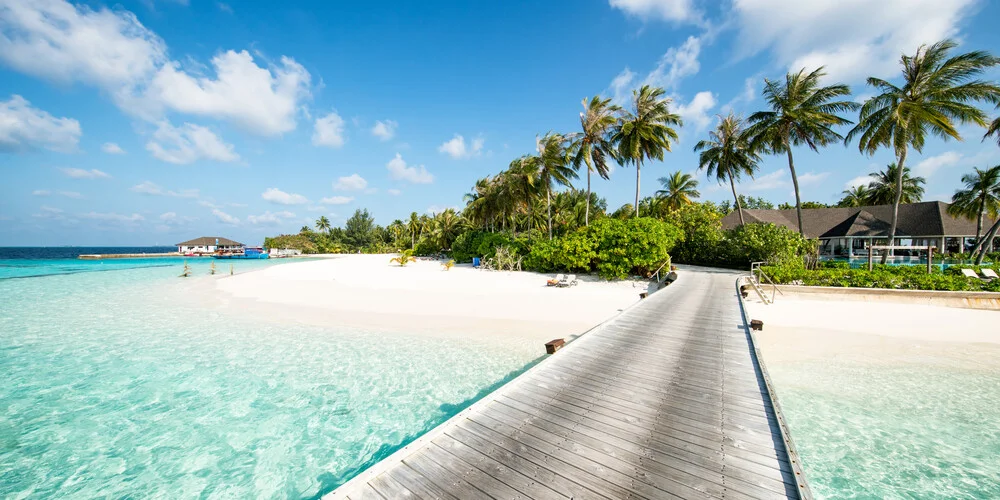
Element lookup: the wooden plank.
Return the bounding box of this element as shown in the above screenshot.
[326,270,805,500]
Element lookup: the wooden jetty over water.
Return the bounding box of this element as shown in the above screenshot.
[78,252,182,259]
[329,269,810,499]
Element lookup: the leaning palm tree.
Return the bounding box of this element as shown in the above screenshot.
[315,216,331,233]
[612,85,682,217]
[949,165,1000,258]
[695,113,761,226]
[986,112,1000,145]
[838,185,871,207]
[747,67,859,236]
[532,133,577,239]
[847,39,1000,262]
[654,171,700,211]
[570,96,620,225]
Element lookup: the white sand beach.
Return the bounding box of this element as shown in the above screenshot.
[212,255,653,344]
[744,292,1000,369]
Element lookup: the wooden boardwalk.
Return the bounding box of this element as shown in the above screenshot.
[329,269,809,499]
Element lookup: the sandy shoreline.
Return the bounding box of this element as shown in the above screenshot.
[744,292,1000,370]
[209,254,653,344]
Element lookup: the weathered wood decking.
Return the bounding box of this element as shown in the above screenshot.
[329,269,809,499]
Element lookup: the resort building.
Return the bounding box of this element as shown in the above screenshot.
[176,237,245,255]
[720,201,998,257]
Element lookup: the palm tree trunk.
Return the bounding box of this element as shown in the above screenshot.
[975,217,1000,265]
[729,173,745,226]
[634,162,641,218]
[585,168,591,226]
[547,182,553,240]
[785,148,804,236]
[882,148,908,264]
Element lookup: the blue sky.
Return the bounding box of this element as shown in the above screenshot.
[2,0,999,246]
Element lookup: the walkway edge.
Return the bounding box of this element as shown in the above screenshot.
[324,280,659,499]
[736,277,814,500]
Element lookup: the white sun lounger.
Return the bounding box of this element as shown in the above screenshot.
[559,274,579,287]
[961,268,985,280]
[981,268,999,280]
[547,274,564,286]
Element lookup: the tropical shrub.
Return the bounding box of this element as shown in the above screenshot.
[413,238,441,256]
[389,249,417,266]
[451,231,516,263]
[264,234,319,254]
[668,202,724,265]
[763,263,1000,292]
[718,223,809,268]
[523,231,596,273]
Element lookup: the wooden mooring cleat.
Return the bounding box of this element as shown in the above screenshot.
[545,338,565,354]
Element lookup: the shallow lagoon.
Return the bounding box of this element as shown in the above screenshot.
[0,258,541,497]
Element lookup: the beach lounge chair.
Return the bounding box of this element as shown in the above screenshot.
[981,268,999,280]
[547,274,564,287]
[558,274,579,287]
[961,268,985,280]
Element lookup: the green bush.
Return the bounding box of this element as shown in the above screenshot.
[718,223,809,268]
[523,217,682,279]
[762,263,1000,292]
[669,202,724,265]
[413,238,442,256]
[264,234,319,254]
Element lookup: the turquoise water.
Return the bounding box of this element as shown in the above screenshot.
[0,257,541,497]
[771,360,1000,499]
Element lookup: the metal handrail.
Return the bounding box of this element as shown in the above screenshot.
[749,262,780,303]
[652,258,672,283]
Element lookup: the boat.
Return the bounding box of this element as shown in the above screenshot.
[212,246,270,259]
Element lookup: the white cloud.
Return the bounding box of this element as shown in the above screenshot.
[741,169,788,191]
[0,2,311,136]
[32,190,50,196]
[0,1,167,93]
[320,196,353,205]
[371,119,397,141]
[608,0,702,23]
[438,134,484,159]
[247,210,295,225]
[721,76,759,112]
[387,189,401,196]
[101,142,125,154]
[797,171,830,186]
[212,208,239,225]
[732,0,978,82]
[147,51,310,136]
[913,151,962,178]
[845,175,870,189]
[312,111,345,148]
[58,191,83,199]
[145,121,238,164]
[333,174,368,191]
[61,168,110,179]
[644,35,701,90]
[130,181,198,198]
[261,187,308,205]
[33,205,66,219]
[160,212,176,221]
[0,95,81,153]
[387,153,434,184]
[80,211,144,222]
[674,91,716,131]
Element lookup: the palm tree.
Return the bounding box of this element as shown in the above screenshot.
[654,171,700,211]
[747,67,858,236]
[985,111,1000,145]
[407,212,420,249]
[864,163,925,205]
[847,39,1000,262]
[612,85,682,217]
[532,133,577,239]
[570,96,620,225]
[431,208,466,249]
[315,216,331,233]
[949,165,1000,257]
[838,185,871,207]
[389,249,416,267]
[695,113,761,226]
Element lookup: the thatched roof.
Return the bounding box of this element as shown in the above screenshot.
[175,236,244,246]
[720,202,994,238]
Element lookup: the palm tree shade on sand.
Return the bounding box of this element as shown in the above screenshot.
[747,67,858,236]
[613,85,682,217]
[695,113,761,226]
[847,39,1000,262]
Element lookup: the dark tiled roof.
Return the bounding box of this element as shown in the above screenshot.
[175,236,244,246]
[720,201,995,238]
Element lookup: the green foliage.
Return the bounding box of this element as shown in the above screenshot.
[718,195,774,213]
[389,249,417,266]
[451,231,517,263]
[778,201,830,209]
[718,223,810,268]
[344,209,376,249]
[669,202,724,265]
[413,238,442,256]
[264,234,319,254]
[764,262,1000,292]
[522,217,682,279]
